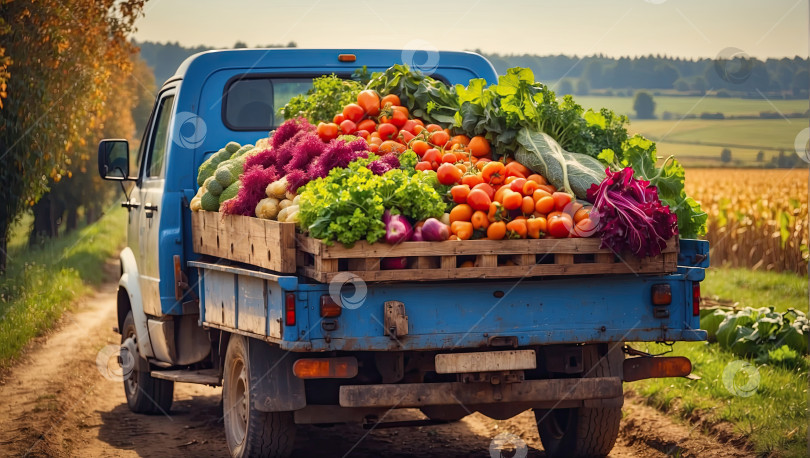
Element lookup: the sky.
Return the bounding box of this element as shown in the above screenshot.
[133,0,808,59]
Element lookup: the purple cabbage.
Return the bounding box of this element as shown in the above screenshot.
[586,167,677,257]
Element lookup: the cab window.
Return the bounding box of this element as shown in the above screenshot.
[145,95,176,178]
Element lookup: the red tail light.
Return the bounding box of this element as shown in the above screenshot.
[692,282,701,316]
[285,293,296,326]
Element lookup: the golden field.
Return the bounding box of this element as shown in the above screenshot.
[686,168,809,275]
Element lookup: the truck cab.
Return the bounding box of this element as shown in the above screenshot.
[98,49,709,458]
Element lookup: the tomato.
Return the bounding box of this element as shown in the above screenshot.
[441,152,457,164]
[369,143,379,153]
[501,190,522,210]
[538,184,557,194]
[487,201,506,223]
[451,135,471,147]
[430,130,450,147]
[471,211,489,230]
[526,217,547,239]
[333,113,345,124]
[398,129,415,144]
[506,219,528,239]
[339,119,357,135]
[415,161,432,172]
[355,129,369,139]
[532,189,552,202]
[522,180,539,196]
[342,103,364,123]
[413,124,426,135]
[390,110,408,128]
[461,174,484,188]
[573,207,590,223]
[505,161,531,178]
[380,94,401,109]
[509,178,527,193]
[572,218,597,238]
[547,214,573,238]
[357,119,376,133]
[425,124,442,133]
[450,184,471,204]
[487,220,507,240]
[468,136,491,158]
[357,90,380,116]
[436,163,463,185]
[411,140,430,157]
[552,192,573,212]
[401,119,419,135]
[393,105,409,116]
[379,140,406,154]
[466,188,492,212]
[449,204,473,224]
[472,183,495,200]
[521,196,536,215]
[535,195,555,214]
[377,122,398,141]
[422,148,442,167]
[317,122,339,141]
[481,161,506,185]
[527,174,548,185]
[450,221,474,240]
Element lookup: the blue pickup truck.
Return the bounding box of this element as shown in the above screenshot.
[97,49,709,457]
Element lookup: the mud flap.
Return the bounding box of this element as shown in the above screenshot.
[248,339,306,412]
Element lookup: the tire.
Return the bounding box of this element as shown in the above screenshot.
[535,345,623,457]
[121,311,174,414]
[420,405,469,422]
[223,335,296,458]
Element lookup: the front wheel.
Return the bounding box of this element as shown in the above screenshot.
[535,406,621,457]
[121,311,174,414]
[223,335,296,458]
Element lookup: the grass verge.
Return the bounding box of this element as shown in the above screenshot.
[628,267,808,456]
[0,207,127,369]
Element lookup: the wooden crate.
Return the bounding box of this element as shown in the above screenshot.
[191,211,297,273]
[296,235,679,283]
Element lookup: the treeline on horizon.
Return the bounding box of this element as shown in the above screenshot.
[135,40,808,99]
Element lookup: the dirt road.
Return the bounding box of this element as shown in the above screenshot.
[0,275,752,457]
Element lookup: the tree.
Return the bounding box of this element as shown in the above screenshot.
[0,0,146,274]
[756,150,764,162]
[721,148,732,163]
[556,79,574,95]
[674,78,690,92]
[575,79,590,95]
[633,91,656,119]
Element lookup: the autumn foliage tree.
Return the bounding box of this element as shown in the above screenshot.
[0,0,147,273]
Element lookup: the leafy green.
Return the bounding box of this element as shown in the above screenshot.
[601,136,707,238]
[514,129,605,199]
[364,64,459,125]
[281,74,362,124]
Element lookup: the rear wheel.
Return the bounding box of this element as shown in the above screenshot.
[121,311,174,414]
[223,335,296,458]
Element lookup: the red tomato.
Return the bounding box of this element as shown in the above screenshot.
[399,130,415,144]
[552,192,573,212]
[339,119,357,135]
[441,152,457,164]
[472,183,495,200]
[461,174,484,188]
[401,119,418,135]
[342,103,364,123]
[390,110,408,128]
[547,214,574,238]
[466,188,492,212]
[430,130,450,147]
[355,129,370,139]
[357,119,376,133]
[357,90,380,116]
[451,184,471,204]
[509,178,527,194]
[436,163,463,185]
[317,122,339,141]
[425,124,442,133]
[333,113,345,124]
[377,123,398,141]
[379,140,406,154]
[415,161,432,172]
[422,148,442,166]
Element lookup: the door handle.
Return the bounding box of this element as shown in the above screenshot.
[122,201,140,209]
[145,202,158,218]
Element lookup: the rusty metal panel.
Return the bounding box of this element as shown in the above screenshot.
[435,350,536,374]
[236,276,266,336]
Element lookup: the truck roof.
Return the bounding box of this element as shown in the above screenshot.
[170,48,498,85]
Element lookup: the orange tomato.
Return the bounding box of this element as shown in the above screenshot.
[471,211,490,230]
[466,188,492,212]
[357,119,376,133]
[430,130,450,147]
[521,196,535,215]
[506,219,528,239]
[441,152,457,164]
[572,218,597,238]
[504,161,531,177]
[535,195,555,214]
[451,134,471,147]
[451,221,474,240]
[411,140,430,156]
[539,184,557,194]
[527,174,548,185]
[422,148,442,167]
[501,190,523,210]
[468,136,491,158]
[425,123,442,132]
[357,90,380,116]
[379,140,406,154]
[481,161,506,185]
[461,174,484,188]
[552,192,573,212]
[493,185,509,204]
[574,207,591,223]
[487,220,507,240]
[532,189,552,202]
[451,185,471,204]
[317,122,339,141]
[526,217,547,238]
[380,94,401,108]
[449,204,473,224]
[522,180,539,196]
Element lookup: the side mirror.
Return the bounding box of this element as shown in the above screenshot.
[98,139,131,181]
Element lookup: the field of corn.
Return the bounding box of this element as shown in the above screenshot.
[686,168,809,275]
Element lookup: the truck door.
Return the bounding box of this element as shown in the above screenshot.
[137,91,176,316]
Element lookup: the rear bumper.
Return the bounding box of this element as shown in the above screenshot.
[338,376,622,408]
